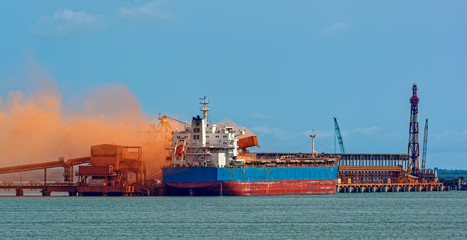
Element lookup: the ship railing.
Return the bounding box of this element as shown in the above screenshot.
[242,159,339,168]
[0,182,75,187]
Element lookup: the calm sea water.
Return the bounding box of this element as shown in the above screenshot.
[0,192,466,240]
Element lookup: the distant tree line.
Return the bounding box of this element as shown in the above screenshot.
[433,168,467,179]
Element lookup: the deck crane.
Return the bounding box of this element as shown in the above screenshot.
[165,115,189,126]
[141,114,187,142]
[141,115,172,142]
[333,117,345,153]
[421,118,428,172]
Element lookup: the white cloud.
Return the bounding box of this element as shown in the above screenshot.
[433,130,467,139]
[306,126,405,141]
[340,126,379,138]
[382,132,404,138]
[304,126,382,140]
[54,9,96,25]
[251,125,283,136]
[251,125,305,141]
[119,1,174,22]
[321,22,349,36]
[250,113,272,120]
[433,130,456,138]
[32,9,104,39]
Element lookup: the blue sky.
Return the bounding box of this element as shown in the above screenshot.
[1,1,466,169]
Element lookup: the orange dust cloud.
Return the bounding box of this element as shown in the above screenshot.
[0,67,180,178]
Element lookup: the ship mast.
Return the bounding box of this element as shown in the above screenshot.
[310,130,316,156]
[200,96,209,119]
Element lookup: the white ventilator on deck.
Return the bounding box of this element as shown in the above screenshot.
[170,97,245,167]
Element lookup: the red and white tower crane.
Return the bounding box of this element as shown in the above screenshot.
[408,84,420,176]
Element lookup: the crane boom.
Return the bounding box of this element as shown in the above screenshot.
[166,116,187,125]
[421,118,428,172]
[333,117,345,153]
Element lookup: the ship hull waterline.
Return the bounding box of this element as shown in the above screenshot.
[164,180,337,196]
[163,166,338,196]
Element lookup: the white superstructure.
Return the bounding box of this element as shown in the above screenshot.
[170,97,245,167]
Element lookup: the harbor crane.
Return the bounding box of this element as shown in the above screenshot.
[421,118,428,172]
[333,117,345,153]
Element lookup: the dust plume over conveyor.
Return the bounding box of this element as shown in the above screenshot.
[0,60,179,178]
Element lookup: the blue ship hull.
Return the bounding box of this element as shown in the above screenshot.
[163,166,338,196]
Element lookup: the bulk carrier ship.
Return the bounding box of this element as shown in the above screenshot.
[162,97,340,196]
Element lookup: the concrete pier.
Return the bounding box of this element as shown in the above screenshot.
[337,182,445,193]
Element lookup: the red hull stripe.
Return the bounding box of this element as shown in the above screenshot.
[166,179,337,195]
